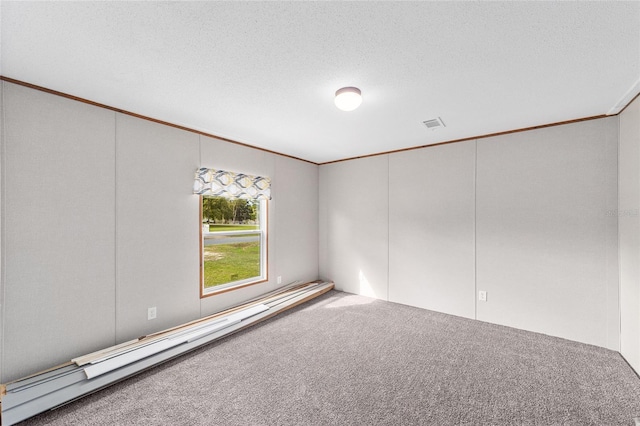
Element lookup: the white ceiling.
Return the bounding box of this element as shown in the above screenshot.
[1,1,639,164]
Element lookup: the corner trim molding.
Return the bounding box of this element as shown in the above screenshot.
[608,78,640,116]
[319,115,609,165]
[2,75,636,166]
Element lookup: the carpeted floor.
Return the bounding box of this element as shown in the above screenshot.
[21,290,640,425]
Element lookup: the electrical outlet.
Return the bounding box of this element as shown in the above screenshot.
[478,291,487,302]
[277,276,282,285]
[148,307,157,320]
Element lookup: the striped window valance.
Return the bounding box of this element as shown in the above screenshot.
[193,168,272,200]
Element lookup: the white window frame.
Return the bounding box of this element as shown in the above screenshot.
[200,197,268,297]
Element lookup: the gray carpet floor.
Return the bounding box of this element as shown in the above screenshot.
[21,290,640,425]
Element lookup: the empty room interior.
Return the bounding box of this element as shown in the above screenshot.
[1,1,640,425]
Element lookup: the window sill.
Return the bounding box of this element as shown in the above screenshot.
[200,277,268,298]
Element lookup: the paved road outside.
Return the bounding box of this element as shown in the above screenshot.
[204,235,260,246]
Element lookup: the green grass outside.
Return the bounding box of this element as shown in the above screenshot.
[203,242,261,287]
[208,224,259,232]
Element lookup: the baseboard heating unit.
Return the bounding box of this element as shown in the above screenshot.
[0,280,334,425]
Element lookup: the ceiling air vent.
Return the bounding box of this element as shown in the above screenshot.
[423,117,446,131]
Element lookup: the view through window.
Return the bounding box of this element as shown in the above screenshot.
[201,196,267,295]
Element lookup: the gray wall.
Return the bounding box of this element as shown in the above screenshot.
[115,114,201,341]
[620,96,640,372]
[389,141,476,319]
[319,155,389,299]
[476,118,619,349]
[0,81,319,382]
[0,79,4,381]
[0,77,632,381]
[3,83,117,381]
[0,79,4,378]
[274,155,319,288]
[320,117,620,350]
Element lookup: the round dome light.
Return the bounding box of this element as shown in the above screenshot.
[334,87,362,111]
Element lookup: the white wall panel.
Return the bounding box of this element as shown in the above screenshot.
[3,83,116,381]
[199,135,275,179]
[274,156,319,286]
[476,118,619,349]
[115,114,200,342]
[388,141,476,318]
[319,156,389,299]
[619,96,640,372]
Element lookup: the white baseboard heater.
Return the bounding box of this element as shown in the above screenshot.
[0,280,334,426]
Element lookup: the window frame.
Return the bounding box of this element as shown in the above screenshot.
[199,195,268,298]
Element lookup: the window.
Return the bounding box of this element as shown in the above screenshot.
[200,196,267,296]
[194,167,271,297]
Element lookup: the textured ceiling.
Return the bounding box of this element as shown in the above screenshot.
[1,1,639,163]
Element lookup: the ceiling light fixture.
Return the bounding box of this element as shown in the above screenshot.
[335,87,362,111]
